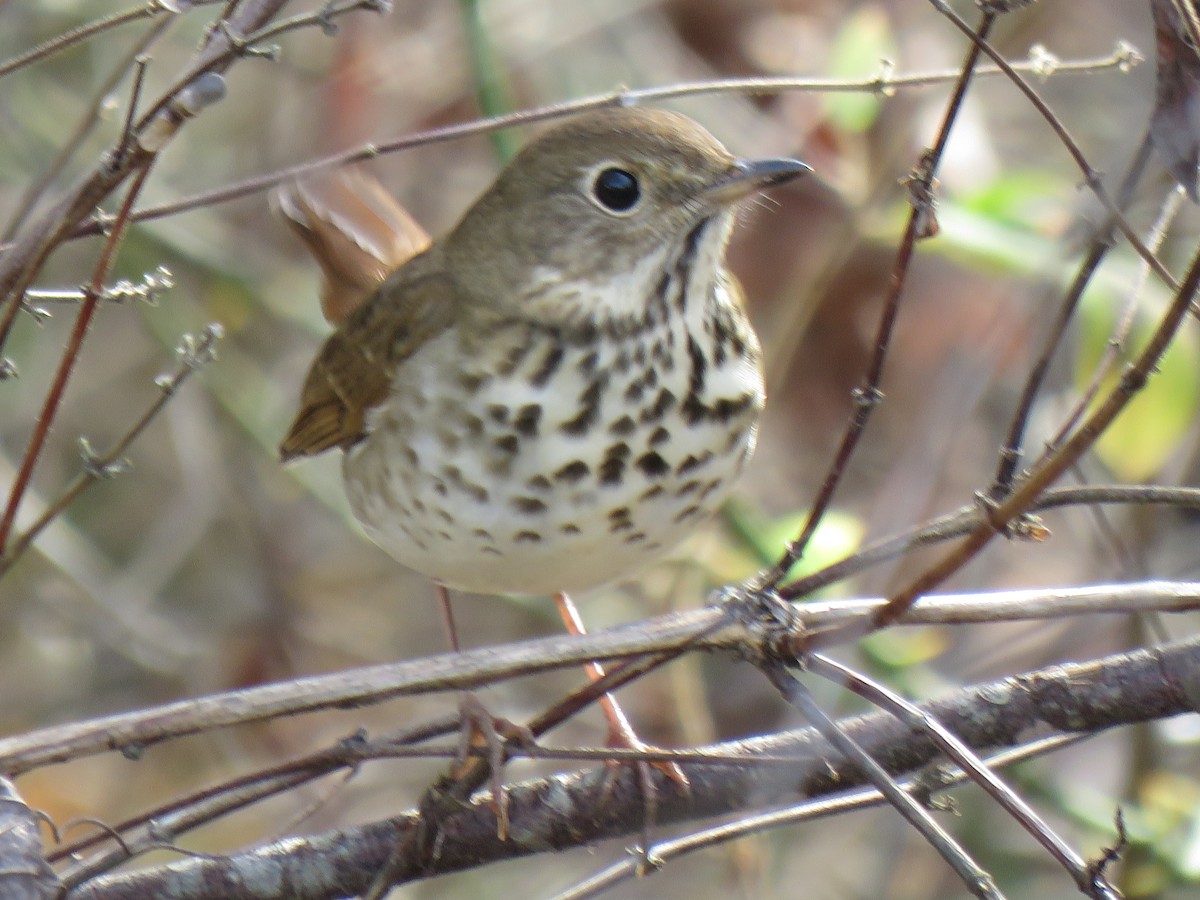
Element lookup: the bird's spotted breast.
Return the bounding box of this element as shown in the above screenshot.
[343,282,763,596]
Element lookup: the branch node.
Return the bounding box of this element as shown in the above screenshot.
[850,385,884,409]
[316,2,340,36]
[79,437,132,479]
[1023,43,1060,81]
[1113,40,1143,73]
[871,59,897,97]
[628,843,665,875]
[713,586,804,664]
[1085,808,1126,894]
[176,323,224,371]
[901,151,940,239]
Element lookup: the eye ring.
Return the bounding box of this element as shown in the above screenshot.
[590,167,641,214]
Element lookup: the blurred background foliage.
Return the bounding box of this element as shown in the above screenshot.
[2,1,1199,897]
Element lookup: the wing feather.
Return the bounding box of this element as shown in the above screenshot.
[279,268,456,460]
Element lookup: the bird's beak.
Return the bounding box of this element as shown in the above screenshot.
[705,157,812,205]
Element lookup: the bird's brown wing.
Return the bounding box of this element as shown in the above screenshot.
[279,268,456,460]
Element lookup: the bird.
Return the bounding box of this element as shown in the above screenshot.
[278,105,809,774]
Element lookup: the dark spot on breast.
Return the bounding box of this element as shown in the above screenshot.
[640,485,664,501]
[482,546,503,555]
[493,434,520,455]
[640,388,676,423]
[437,530,453,541]
[676,221,707,312]
[636,450,670,478]
[712,315,731,367]
[498,340,533,376]
[515,530,542,543]
[600,442,630,485]
[512,496,547,515]
[648,426,669,446]
[676,479,701,496]
[531,343,565,387]
[458,371,488,393]
[488,404,509,424]
[714,393,757,423]
[676,451,713,475]
[625,531,647,544]
[609,414,636,436]
[681,394,707,425]
[605,443,631,461]
[624,381,645,404]
[608,506,634,532]
[673,504,703,523]
[560,406,598,436]
[560,374,606,435]
[578,350,599,374]
[614,348,630,373]
[555,460,590,484]
[526,474,552,492]
[472,528,493,540]
[513,404,542,437]
[653,271,672,321]
[436,509,454,525]
[561,523,582,535]
[699,478,725,501]
[462,414,485,438]
[433,480,448,497]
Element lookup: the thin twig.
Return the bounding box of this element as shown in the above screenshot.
[49,47,1139,242]
[991,132,1156,494]
[759,8,999,587]
[931,0,1175,291]
[0,17,175,242]
[780,483,1200,599]
[1045,184,1185,456]
[0,0,291,358]
[0,163,153,554]
[0,1,173,81]
[793,229,1200,652]
[760,660,1002,898]
[0,323,222,577]
[809,655,1113,897]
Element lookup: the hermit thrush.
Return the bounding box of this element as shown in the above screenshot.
[280,107,808,596]
[280,109,806,776]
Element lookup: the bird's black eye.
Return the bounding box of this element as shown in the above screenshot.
[592,167,640,213]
